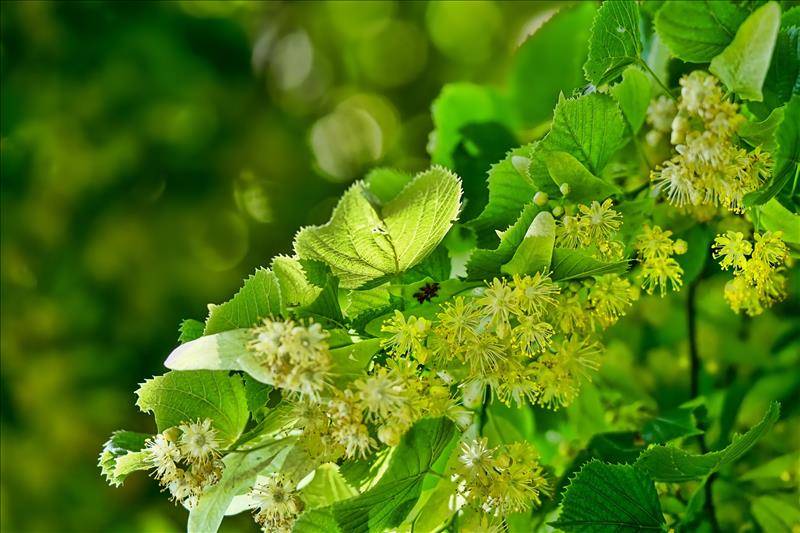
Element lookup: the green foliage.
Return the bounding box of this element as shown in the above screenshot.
[550,248,629,281]
[654,1,747,62]
[610,66,652,134]
[545,151,622,204]
[135,370,249,446]
[98,431,150,487]
[584,0,642,86]
[467,202,541,279]
[501,211,556,276]
[636,402,780,482]
[710,2,782,101]
[294,167,462,288]
[204,269,282,335]
[552,460,665,532]
[331,418,456,532]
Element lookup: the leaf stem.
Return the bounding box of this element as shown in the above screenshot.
[639,59,677,102]
[687,281,720,533]
[478,385,490,436]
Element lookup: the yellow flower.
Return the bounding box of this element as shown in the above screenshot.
[588,276,636,327]
[478,278,518,338]
[713,231,752,270]
[579,199,622,242]
[381,310,430,361]
[511,273,559,317]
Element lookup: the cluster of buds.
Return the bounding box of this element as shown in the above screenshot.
[650,71,771,214]
[453,438,550,516]
[144,419,223,509]
[713,230,789,315]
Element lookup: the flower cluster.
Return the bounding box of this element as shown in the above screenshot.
[645,95,677,146]
[635,225,686,296]
[429,273,635,409]
[250,473,304,533]
[453,438,550,516]
[556,199,624,260]
[713,230,789,315]
[144,419,223,509]
[247,319,332,400]
[650,71,771,214]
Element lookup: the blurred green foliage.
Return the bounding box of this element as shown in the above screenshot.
[0,1,561,531]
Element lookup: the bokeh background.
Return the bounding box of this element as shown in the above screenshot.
[0,1,561,531]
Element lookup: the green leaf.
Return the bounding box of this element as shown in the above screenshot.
[635,401,780,482]
[179,318,205,344]
[654,0,747,62]
[610,66,651,133]
[751,496,800,533]
[501,211,556,276]
[509,2,596,125]
[641,405,703,444]
[740,105,785,152]
[164,329,249,371]
[741,451,800,481]
[710,1,782,101]
[135,370,249,446]
[545,93,628,176]
[552,460,665,532]
[483,401,535,448]
[745,97,799,206]
[243,374,271,417]
[545,151,622,204]
[295,260,344,324]
[188,440,287,533]
[98,430,150,487]
[550,248,629,281]
[300,464,358,509]
[429,83,512,168]
[327,338,383,380]
[294,167,462,289]
[204,268,281,335]
[272,256,321,310]
[760,26,800,110]
[674,225,713,285]
[584,0,643,86]
[757,199,800,243]
[332,418,456,533]
[469,145,540,246]
[467,203,542,280]
[364,167,412,204]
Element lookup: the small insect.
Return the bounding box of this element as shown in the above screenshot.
[413,282,440,304]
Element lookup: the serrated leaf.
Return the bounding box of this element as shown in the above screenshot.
[546,93,628,175]
[760,25,800,110]
[584,0,643,86]
[654,0,747,62]
[204,268,281,335]
[467,203,542,280]
[610,66,651,133]
[501,211,556,276]
[469,145,541,246]
[740,105,785,152]
[746,96,799,207]
[635,401,780,482]
[552,460,665,532]
[641,405,703,444]
[272,256,321,310]
[294,167,462,289]
[188,440,287,533]
[550,248,629,281]
[179,318,205,344]
[331,418,457,533]
[135,370,249,446]
[509,2,597,125]
[98,430,150,487]
[710,1,781,101]
[545,151,622,204]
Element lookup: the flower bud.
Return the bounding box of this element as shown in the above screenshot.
[533,191,549,206]
[673,239,688,255]
[559,183,570,196]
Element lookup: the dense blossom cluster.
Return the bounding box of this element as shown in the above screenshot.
[634,225,687,296]
[713,230,789,315]
[556,199,624,260]
[144,419,223,509]
[249,473,304,533]
[453,438,550,516]
[649,71,770,214]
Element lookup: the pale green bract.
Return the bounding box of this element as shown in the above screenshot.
[294,166,462,289]
[710,1,782,101]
